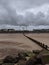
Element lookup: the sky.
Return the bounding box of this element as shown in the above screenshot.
[0,0,49,26]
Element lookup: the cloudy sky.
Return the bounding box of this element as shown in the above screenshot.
[0,0,49,26]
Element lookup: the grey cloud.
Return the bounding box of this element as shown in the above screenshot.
[0,0,17,25]
[0,0,49,26]
[0,0,49,11]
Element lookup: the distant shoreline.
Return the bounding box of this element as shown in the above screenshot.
[0,32,49,33]
[0,29,49,33]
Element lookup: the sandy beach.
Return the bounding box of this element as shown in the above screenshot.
[0,33,49,59]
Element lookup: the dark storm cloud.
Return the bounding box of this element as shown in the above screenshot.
[0,0,49,26]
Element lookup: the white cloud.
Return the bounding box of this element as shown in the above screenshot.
[17,4,49,16]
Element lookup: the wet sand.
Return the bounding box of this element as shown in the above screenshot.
[0,33,49,59]
[26,33,49,47]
